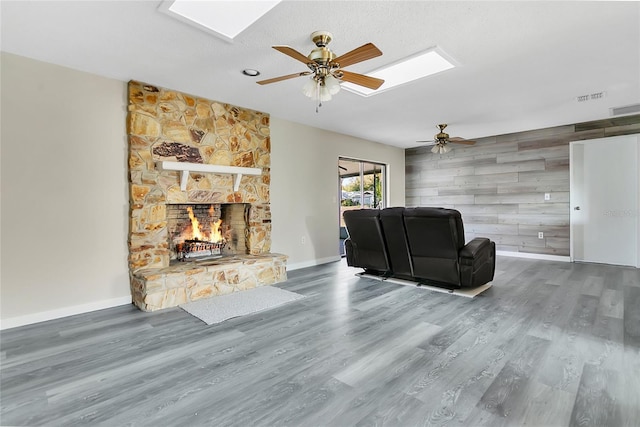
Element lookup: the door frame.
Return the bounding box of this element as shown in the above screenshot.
[569,134,640,267]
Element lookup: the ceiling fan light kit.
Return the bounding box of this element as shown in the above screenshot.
[257,30,384,111]
[302,74,340,103]
[431,143,452,154]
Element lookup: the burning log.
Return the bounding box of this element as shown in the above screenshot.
[176,238,225,261]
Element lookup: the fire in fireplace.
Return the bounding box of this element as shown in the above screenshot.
[173,205,224,261]
[177,206,222,260]
[167,203,250,261]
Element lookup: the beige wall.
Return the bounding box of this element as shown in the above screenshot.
[270,118,405,269]
[1,52,130,325]
[0,53,405,326]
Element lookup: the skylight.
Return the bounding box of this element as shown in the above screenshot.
[159,0,281,43]
[341,47,455,97]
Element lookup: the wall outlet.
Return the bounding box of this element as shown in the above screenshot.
[538,232,544,239]
[301,236,306,244]
[544,193,551,201]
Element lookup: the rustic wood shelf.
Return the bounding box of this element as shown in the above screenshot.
[155,161,261,192]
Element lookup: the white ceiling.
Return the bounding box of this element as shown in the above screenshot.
[2,1,638,149]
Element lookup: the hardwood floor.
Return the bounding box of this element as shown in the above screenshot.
[1,257,639,426]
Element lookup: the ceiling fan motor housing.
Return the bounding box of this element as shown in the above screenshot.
[435,124,449,142]
[308,47,335,66]
[435,130,449,142]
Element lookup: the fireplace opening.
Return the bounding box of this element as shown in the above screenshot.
[167,203,250,262]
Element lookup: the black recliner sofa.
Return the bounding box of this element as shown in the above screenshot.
[344,207,495,289]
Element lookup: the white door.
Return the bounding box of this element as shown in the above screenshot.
[570,135,639,267]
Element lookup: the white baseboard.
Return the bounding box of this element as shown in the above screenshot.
[0,296,132,330]
[287,256,342,271]
[497,250,570,262]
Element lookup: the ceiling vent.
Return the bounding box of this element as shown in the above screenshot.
[610,103,640,116]
[576,91,606,102]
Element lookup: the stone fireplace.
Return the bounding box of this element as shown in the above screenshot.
[127,81,287,311]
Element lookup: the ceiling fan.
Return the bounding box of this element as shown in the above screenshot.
[417,124,476,154]
[257,31,384,110]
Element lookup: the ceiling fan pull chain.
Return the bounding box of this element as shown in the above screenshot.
[316,78,322,113]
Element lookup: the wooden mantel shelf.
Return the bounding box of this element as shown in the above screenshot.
[156,161,261,192]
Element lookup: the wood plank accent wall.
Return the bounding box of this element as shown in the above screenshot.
[405,114,640,256]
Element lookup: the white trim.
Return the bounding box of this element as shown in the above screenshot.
[0,296,132,330]
[497,250,570,262]
[287,256,341,271]
[569,141,576,262]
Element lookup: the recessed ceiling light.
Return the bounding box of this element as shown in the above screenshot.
[242,69,261,77]
[159,0,281,43]
[342,47,456,97]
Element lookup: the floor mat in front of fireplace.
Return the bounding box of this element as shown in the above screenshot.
[179,286,306,325]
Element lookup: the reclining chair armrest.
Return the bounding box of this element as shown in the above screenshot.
[345,238,356,267]
[460,238,492,261]
[459,238,496,287]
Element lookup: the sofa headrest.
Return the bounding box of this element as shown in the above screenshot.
[344,209,381,220]
[403,207,462,220]
[402,207,465,250]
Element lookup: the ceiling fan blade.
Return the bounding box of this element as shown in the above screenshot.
[256,72,311,85]
[449,137,476,145]
[332,43,382,68]
[339,70,384,90]
[272,46,312,65]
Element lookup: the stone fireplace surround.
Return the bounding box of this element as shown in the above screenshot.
[127,81,287,311]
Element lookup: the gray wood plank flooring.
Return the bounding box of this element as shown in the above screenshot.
[1,257,639,426]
